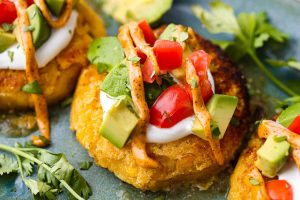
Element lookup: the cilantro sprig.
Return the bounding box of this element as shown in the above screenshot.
[0,143,92,200]
[192,1,298,96]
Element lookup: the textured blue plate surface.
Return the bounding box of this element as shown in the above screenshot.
[1,0,300,199]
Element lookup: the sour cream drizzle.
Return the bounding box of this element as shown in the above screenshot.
[0,10,78,70]
[99,70,215,144]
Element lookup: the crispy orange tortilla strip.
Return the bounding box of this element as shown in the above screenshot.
[34,0,73,28]
[15,0,50,146]
[118,25,159,168]
[185,59,224,165]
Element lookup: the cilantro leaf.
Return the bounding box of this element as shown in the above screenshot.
[192,1,297,96]
[79,161,93,170]
[0,154,18,175]
[37,151,92,199]
[192,2,240,35]
[21,154,35,176]
[0,144,92,200]
[266,58,300,71]
[24,179,57,200]
[101,63,131,97]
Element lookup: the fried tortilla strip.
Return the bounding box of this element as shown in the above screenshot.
[185,59,224,165]
[34,0,73,28]
[118,25,159,168]
[258,120,300,170]
[228,136,270,200]
[15,0,50,146]
[128,22,161,84]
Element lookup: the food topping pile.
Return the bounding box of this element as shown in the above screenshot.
[88,20,240,167]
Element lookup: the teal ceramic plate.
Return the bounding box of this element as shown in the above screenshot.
[1,0,300,199]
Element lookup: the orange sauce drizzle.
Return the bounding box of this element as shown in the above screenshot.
[14,0,73,146]
[118,25,159,168]
[185,59,224,165]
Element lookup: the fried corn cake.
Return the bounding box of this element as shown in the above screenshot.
[70,27,250,191]
[0,1,105,110]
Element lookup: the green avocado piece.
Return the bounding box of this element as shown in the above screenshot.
[101,63,131,97]
[102,0,173,24]
[99,96,139,148]
[87,37,124,73]
[0,32,15,53]
[26,4,51,49]
[278,103,300,127]
[45,0,65,16]
[255,135,291,178]
[192,94,238,140]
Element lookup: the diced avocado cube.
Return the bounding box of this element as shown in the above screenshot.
[278,103,300,127]
[255,135,291,178]
[192,94,238,140]
[45,0,65,16]
[0,32,15,53]
[99,96,139,148]
[26,4,51,49]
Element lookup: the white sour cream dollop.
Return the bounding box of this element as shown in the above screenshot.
[278,159,300,200]
[0,10,78,70]
[99,70,215,144]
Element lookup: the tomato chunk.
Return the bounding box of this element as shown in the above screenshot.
[0,0,17,24]
[288,114,300,135]
[188,50,214,102]
[0,0,34,25]
[150,84,194,128]
[153,40,183,70]
[136,47,147,64]
[138,19,156,46]
[266,180,293,200]
[142,58,155,83]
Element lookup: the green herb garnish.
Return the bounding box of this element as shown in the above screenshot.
[0,143,92,200]
[2,23,15,32]
[211,120,221,139]
[23,25,35,32]
[190,78,198,89]
[192,1,298,96]
[21,81,42,94]
[273,135,288,142]
[128,56,141,63]
[79,161,93,170]
[266,58,300,71]
[7,50,14,62]
[249,177,260,186]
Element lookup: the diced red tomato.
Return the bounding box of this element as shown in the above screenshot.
[188,50,214,102]
[138,19,156,46]
[142,58,155,83]
[288,114,300,135]
[0,0,34,25]
[136,47,147,64]
[27,0,34,6]
[0,0,17,24]
[265,180,293,200]
[150,84,194,128]
[153,40,183,71]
